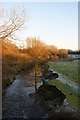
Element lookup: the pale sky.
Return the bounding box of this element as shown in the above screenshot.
[2,2,78,50]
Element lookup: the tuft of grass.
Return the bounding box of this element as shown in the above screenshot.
[48,79,80,109]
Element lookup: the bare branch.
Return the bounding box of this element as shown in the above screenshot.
[0,8,26,40]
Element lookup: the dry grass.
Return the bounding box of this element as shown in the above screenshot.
[2,40,33,95]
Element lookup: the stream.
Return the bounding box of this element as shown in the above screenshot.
[2,70,48,119]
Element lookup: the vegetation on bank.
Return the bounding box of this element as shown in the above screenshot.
[2,40,30,94]
[2,38,68,94]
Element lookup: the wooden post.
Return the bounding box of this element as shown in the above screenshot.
[34,61,38,92]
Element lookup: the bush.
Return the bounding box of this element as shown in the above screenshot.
[51,55,59,61]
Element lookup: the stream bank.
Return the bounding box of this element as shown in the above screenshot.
[2,66,79,119]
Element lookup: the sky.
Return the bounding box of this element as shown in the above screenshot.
[1,2,78,50]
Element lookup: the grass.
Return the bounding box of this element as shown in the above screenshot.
[49,60,79,84]
[48,79,80,109]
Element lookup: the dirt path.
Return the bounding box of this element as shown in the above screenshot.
[2,70,48,119]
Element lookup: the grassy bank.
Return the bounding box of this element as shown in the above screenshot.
[48,60,80,109]
[48,79,79,109]
[49,60,79,84]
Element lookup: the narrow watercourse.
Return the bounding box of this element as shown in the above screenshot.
[2,70,48,119]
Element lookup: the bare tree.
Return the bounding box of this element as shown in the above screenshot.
[0,8,26,40]
[26,37,50,92]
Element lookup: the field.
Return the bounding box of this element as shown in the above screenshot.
[48,60,80,109]
[49,60,79,84]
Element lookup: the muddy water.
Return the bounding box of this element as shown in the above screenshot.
[2,70,48,119]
